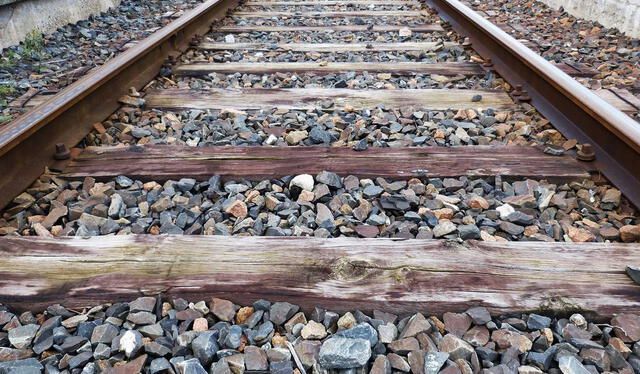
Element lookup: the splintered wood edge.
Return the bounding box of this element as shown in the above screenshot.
[0,236,638,320]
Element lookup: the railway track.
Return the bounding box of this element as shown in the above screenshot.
[0,0,639,346]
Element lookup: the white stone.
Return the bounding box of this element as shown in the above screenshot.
[496,204,515,219]
[224,34,235,43]
[120,330,141,358]
[290,174,314,192]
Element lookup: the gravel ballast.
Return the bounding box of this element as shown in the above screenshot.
[0,297,639,374]
[1,172,638,242]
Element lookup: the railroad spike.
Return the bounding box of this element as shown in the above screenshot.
[577,144,596,162]
[53,143,71,160]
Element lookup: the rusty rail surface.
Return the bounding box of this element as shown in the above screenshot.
[427,0,640,208]
[0,0,239,209]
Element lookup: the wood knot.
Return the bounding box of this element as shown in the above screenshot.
[330,257,372,281]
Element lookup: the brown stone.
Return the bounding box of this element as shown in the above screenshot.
[355,225,379,238]
[463,326,490,347]
[612,314,640,342]
[41,206,68,229]
[301,321,327,340]
[294,340,321,369]
[272,333,287,347]
[580,348,611,372]
[433,208,454,220]
[468,196,490,210]
[371,355,392,374]
[285,312,307,333]
[438,334,474,361]
[0,347,33,362]
[608,337,632,358]
[210,298,236,322]
[491,329,532,352]
[107,355,147,374]
[389,337,420,354]
[566,226,595,242]
[407,350,426,374]
[193,317,208,332]
[562,324,592,340]
[388,353,411,372]
[225,200,248,219]
[620,225,640,243]
[245,346,268,371]
[443,312,472,338]
[400,313,431,339]
[429,316,445,333]
[235,306,254,325]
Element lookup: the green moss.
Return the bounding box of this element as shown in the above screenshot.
[22,29,44,55]
[0,115,13,125]
[0,29,47,70]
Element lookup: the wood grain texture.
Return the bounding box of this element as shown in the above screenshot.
[60,145,591,181]
[593,88,640,114]
[198,41,459,52]
[231,10,429,17]
[174,61,484,75]
[243,0,421,5]
[144,88,514,111]
[215,24,444,32]
[0,236,638,319]
[173,62,484,75]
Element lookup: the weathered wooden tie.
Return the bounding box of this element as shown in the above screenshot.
[231,10,429,17]
[215,24,444,32]
[198,41,459,52]
[0,236,638,319]
[60,145,591,182]
[243,0,421,5]
[174,61,484,75]
[144,88,515,111]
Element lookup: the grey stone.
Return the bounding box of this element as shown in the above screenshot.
[129,296,157,313]
[150,358,172,374]
[465,307,491,325]
[8,324,39,349]
[270,302,299,325]
[319,337,371,369]
[377,323,398,344]
[176,358,208,374]
[336,323,378,347]
[270,360,293,374]
[316,171,342,188]
[192,331,219,366]
[69,351,93,369]
[558,356,591,374]
[91,323,119,344]
[527,314,551,330]
[0,358,43,374]
[424,352,449,374]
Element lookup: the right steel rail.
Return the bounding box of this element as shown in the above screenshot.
[427,0,640,208]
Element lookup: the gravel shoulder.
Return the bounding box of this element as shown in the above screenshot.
[464,0,640,120]
[0,0,206,127]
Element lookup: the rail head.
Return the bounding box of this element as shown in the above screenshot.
[427,0,640,208]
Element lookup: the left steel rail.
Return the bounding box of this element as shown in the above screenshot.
[0,0,239,209]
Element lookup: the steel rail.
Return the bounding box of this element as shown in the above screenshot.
[427,0,640,208]
[0,0,239,209]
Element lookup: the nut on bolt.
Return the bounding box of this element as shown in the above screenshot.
[54,143,71,160]
[577,144,596,162]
